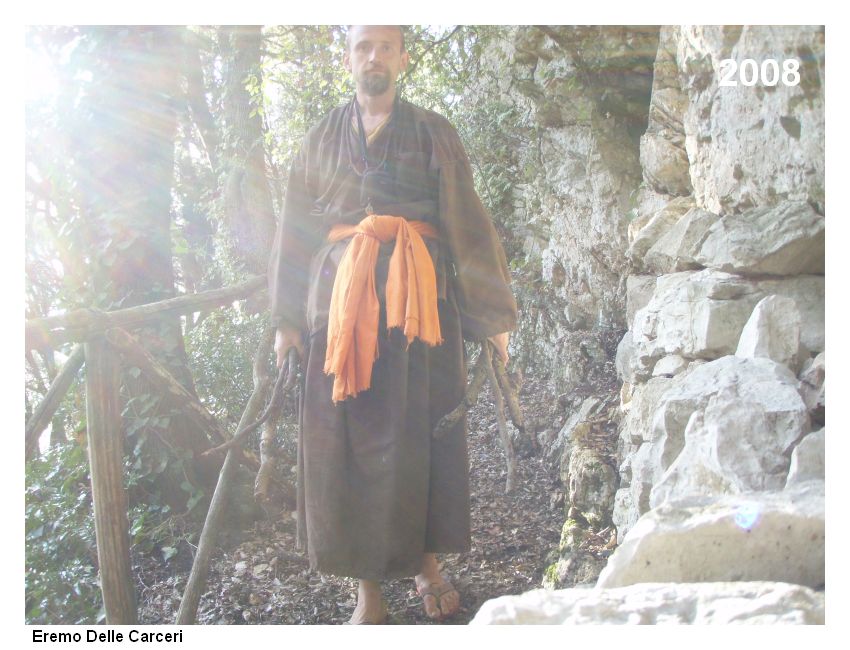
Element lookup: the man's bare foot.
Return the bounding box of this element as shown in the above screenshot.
[347,580,387,624]
[414,553,460,620]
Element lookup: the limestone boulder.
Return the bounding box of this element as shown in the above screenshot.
[626,274,656,327]
[757,276,824,353]
[652,354,688,377]
[695,202,824,276]
[612,356,808,539]
[470,581,824,624]
[786,428,825,487]
[613,376,677,541]
[615,330,645,384]
[735,295,801,369]
[650,392,808,507]
[632,269,762,363]
[628,197,695,269]
[597,481,824,590]
[632,270,823,365]
[618,376,677,449]
[644,207,719,274]
[632,186,676,241]
[649,356,809,507]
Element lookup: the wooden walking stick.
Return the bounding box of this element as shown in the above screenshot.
[432,340,527,493]
[176,344,299,625]
[481,342,517,493]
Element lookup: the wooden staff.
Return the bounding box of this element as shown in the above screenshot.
[432,346,489,439]
[482,342,517,493]
[176,345,299,624]
[201,348,298,457]
[432,340,527,493]
[253,330,291,506]
[175,380,269,625]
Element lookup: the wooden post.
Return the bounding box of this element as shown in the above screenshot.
[84,337,137,624]
[25,345,85,461]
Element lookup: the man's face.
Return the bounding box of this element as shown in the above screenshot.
[344,26,409,97]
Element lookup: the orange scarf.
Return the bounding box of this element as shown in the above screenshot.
[324,214,443,402]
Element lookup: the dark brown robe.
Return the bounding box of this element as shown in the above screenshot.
[268,95,517,580]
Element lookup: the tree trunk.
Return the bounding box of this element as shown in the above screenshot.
[78,26,194,387]
[220,25,277,278]
[74,26,217,507]
[182,29,220,172]
[177,27,221,305]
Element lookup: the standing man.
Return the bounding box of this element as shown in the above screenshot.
[268,25,517,624]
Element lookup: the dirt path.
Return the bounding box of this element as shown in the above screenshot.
[136,374,564,625]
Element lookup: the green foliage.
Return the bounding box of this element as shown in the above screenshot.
[185,308,266,424]
[25,443,102,624]
[262,26,353,178]
[542,561,560,589]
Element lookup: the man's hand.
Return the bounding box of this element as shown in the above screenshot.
[488,331,510,365]
[275,327,304,369]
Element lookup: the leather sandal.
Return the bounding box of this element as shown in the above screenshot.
[416,581,459,620]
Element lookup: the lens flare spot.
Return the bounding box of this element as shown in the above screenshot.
[733,503,761,530]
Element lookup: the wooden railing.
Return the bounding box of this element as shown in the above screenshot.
[24,275,294,625]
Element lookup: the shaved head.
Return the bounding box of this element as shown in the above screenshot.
[346,25,406,53]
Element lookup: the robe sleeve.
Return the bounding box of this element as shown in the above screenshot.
[435,126,518,341]
[268,145,320,331]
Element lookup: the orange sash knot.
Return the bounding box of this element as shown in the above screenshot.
[324,215,443,402]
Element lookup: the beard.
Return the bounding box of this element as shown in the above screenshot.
[358,68,391,96]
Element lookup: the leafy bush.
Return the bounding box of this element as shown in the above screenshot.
[25,439,206,624]
[25,443,102,624]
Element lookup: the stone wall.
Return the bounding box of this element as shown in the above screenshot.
[470,25,825,623]
[613,25,824,541]
[465,26,659,393]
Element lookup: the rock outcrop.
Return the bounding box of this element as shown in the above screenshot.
[736,295,803,369]
[612,24,824,543]
[470,581,824,624]
[785,429,825,487]
[463,25,659,392]
[599,482,824,589]
[469,24,824,625]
